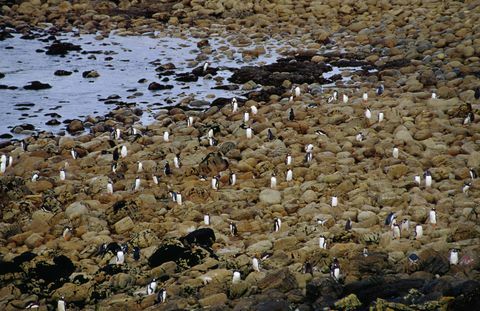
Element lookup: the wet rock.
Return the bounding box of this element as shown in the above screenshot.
[198,152,229,175]
[148,82,173,90]
[259,189,281,204]
[252,299,290,311]
[307,277,343,306]
[0,252,36,275]
[82,70,99,78]
[334,294,362,311]
[46,119,61,125]
[419,250,450,275]
[54,70,72,76]
[45,41,81,55]
[67,119,84,133]
[180,228,216,248]
[148,241,206,268]
[0,72,4,79]
[23,81,52,90]
[27,255,75,290]
[0,30,13,41]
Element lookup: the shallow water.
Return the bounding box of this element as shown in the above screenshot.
[0,29,363,141]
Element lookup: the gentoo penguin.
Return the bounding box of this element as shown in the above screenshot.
[152,175,159,185]
[187,116,194,127]
[147,278,157,295]
[424,170,432,188]
[176,193,182,205]
[463,181,471,194]
[163,131,169,142]
[120,145,127,158]
[376,84,384,96]
[429,208,437,226]
[385,212,396,226]
[392,147,399,159]
[303,261,313,274]
[174,154,181,169]
[59,168,66,181]
[273,218,282,232]
[25,301,40,309]
[70,148,78,160]
[316,129,328,137]
[305,144,314,153]
[212,175,220,190]
[270,173,277,189]
[232,98,238,113]
[251,105,258,115]
[414,175,421,185]
[363,92,368,103]
[204,214,210,226]
[209,137,218,146]
[392,224,401,239]
[31,172,39,182]
[408,253,420,265]
[305,151,313,163]
[57,296,66,311]
[134,176,141,191]
[363,247,369,257]
[401,219,410,233]
[328,90,338,103]
[137,161,143,173]
[288,108,295,121]
[330,257,340,281]
[8,155,13,168]
[464,112,474,125]
[116,247,125,265]
[342,94,349,104]
[450,249,459,265]
[414,224,423,239]
[365,108,372,119]
[133,246,140,261]
[20,139,28,152]
[229,172,236,186]
[107,179,114,194]
[431,92,437,99]
[207,128,214,138]
[319,236,327,249]
[229,222,238,236]
[469,168,478,180]
[164,162,171,176]
[113,147,119,162]
[356,133,365,142]
[378,112,384,123]
[232,271,241,284]
[285,153,292,166]
[169,190,177,203]
[114,128,121,140]
[331,196,338,207]
[63,226,73,241]
[286,169,293,181]
[129,126,138,136]
[294,86,301,97]
[246,126,253,139]
[267,128,274,141]
[244,112,249,123]
[156,288,166,304]
[345,218,352,231]
[252,256,260,272]
[0,155,6,174]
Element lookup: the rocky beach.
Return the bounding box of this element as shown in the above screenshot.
[1,0,480,310]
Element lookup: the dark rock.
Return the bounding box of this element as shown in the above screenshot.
[0,133,13,139]
[28,255,75,290]
[148,240,207,268]
[198,152,229,175]
[192,65,219,76]
[155,63,176,71]
[54,70,72,76]
[148,82,173,91]
[197,39,210,48]
[0,72,4,79]
[82,70,99,78]
[0,251,37,275]
[0,30,13,41]
[252,299,290,311]
[258,268,298,292]
[23,81,52,90]
[306,277,343,306]
[45,41,81,55]
[418,250,450,275]
[447,280,480,311]
[11,123,35,133]
[46,119,61,126]
[175,73,198,82]
[67,119,84,133]
[180,228,216,248]
[212,84,239,91]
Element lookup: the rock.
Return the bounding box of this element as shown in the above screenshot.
[46,42,81,55]
[259,189,281,204]
[247,240,273,253]
[258,268,298,292]
[252,299,291,311]
[198,152,229,175]
[180,228,216,248]
[82,70,99,78]
[419,250,450,275]
[199,293,227,308]
[67,119,84,133]
[387,164,408,179]
[54,70,72,76]
[306,277,343,305]
[24,233,43,248]
[23,81,51,90]
[334,294,362,311]
[148,82,173,90]
[301,189,317,203]
[357,211,376,222]
[65,202,89,220]
[114,216,135,234]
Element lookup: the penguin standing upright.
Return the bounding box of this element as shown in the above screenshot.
[414,224,423,239]
[424,170,432,188]
[330,258,340,281]
[204,214,210,226]
[107,179,114,194]
[286,169,293,181]
[164,162,171,176]
[229,172,236,186]
[376,84,384,96]
[303,261,313,274]
[232,98,238,113]
[267,128,275,141]
[174,154,181,169]
[57,296,66,311]
[59,168,66,181]
[450,249,459,265]
[270,173,277,189]
[134,176,141,191]
[429,208,437,226]
[212,175,220,190]
[147,278,157,295]
[133,246,140,261]
[156,288,167,304]
[232,271,241,284]
[273,218,282,232]
[252,256,260,272]
[319,236,327,249]
[331,196,338,207]
[229,222,238,236]
[288,108,295,121]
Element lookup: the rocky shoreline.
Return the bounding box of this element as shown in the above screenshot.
[2,0,480,310]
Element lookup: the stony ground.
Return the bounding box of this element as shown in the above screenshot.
[1,0,480,310]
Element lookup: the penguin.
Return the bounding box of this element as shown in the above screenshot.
[176,193,183,205]
[288,108,295,121]
[152,175,159,185]
[424,170,432,188]
[187,116,194,127]
[328,90,338,103]
[209,137,218,146]
[378,112,384,123]
[120,145,128,158]
[294,86,301,97]
[113,147,119,162]
[57,296,66,311]
[107,179,114,194]
[463,181,471,194]
[363,247,369,257]
[169,190,177,203]
[174,154,181,169]
[229,222,238,236]
[203,62,209,72]
[229,172,236,186]
[147,278,157,295]
[319,236,327,249]
[414,175,421,185]
[0,155,6,174]
[267,128,275,141]
[137,161,143,173]
[408,253,420,265]
[303,261,313,274]
[63,226,73,241]
[365,108,372,119]
[305,144,314,153]
[114,128,121,140]
[232,271,241,284]
[231,98,238,113]
[330,257,340,281]
[331,196,338,207]
[305,151,313,163]
[431,92,437,99]
[414,224,423,239]
[133,246,140,261]
[363,92,368,103]
[129,126,138,136]
[59,168,66,181]
[8,155,12,168]
[31,172,39,182]
[208,128,214,138]
[270,173,277,189]
[385,212,396,226]
[163,131,169,142]
[251,105,258,115]
[246,126,253,139]
[429,208,437,226]
[464,112,474,125]
[164,162,171,176]
[345,218,352,231]
[450,249,459,265]
[317,218,327,226]
[204,214,210,226]
[156,288,166,304]
[342,94,349,104]
[71,148,78,160]
[286,169,293,181]
[376,84,384,96]
[134,176,141,191]
[285,153,292,166]
[20,139,28,152]
[315,129,328,137]
[244,112,249,123]
[212,175,220,190]
[392,224,401,239]
[273,218,282,232]
[116,248,125,265]
[96,243,108,257]
[25,301,40,309]
[355,133,365,142]
[392,147,399,159]
[401,219,410,233]
[252,256,260,272]
[469,168,478,180]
